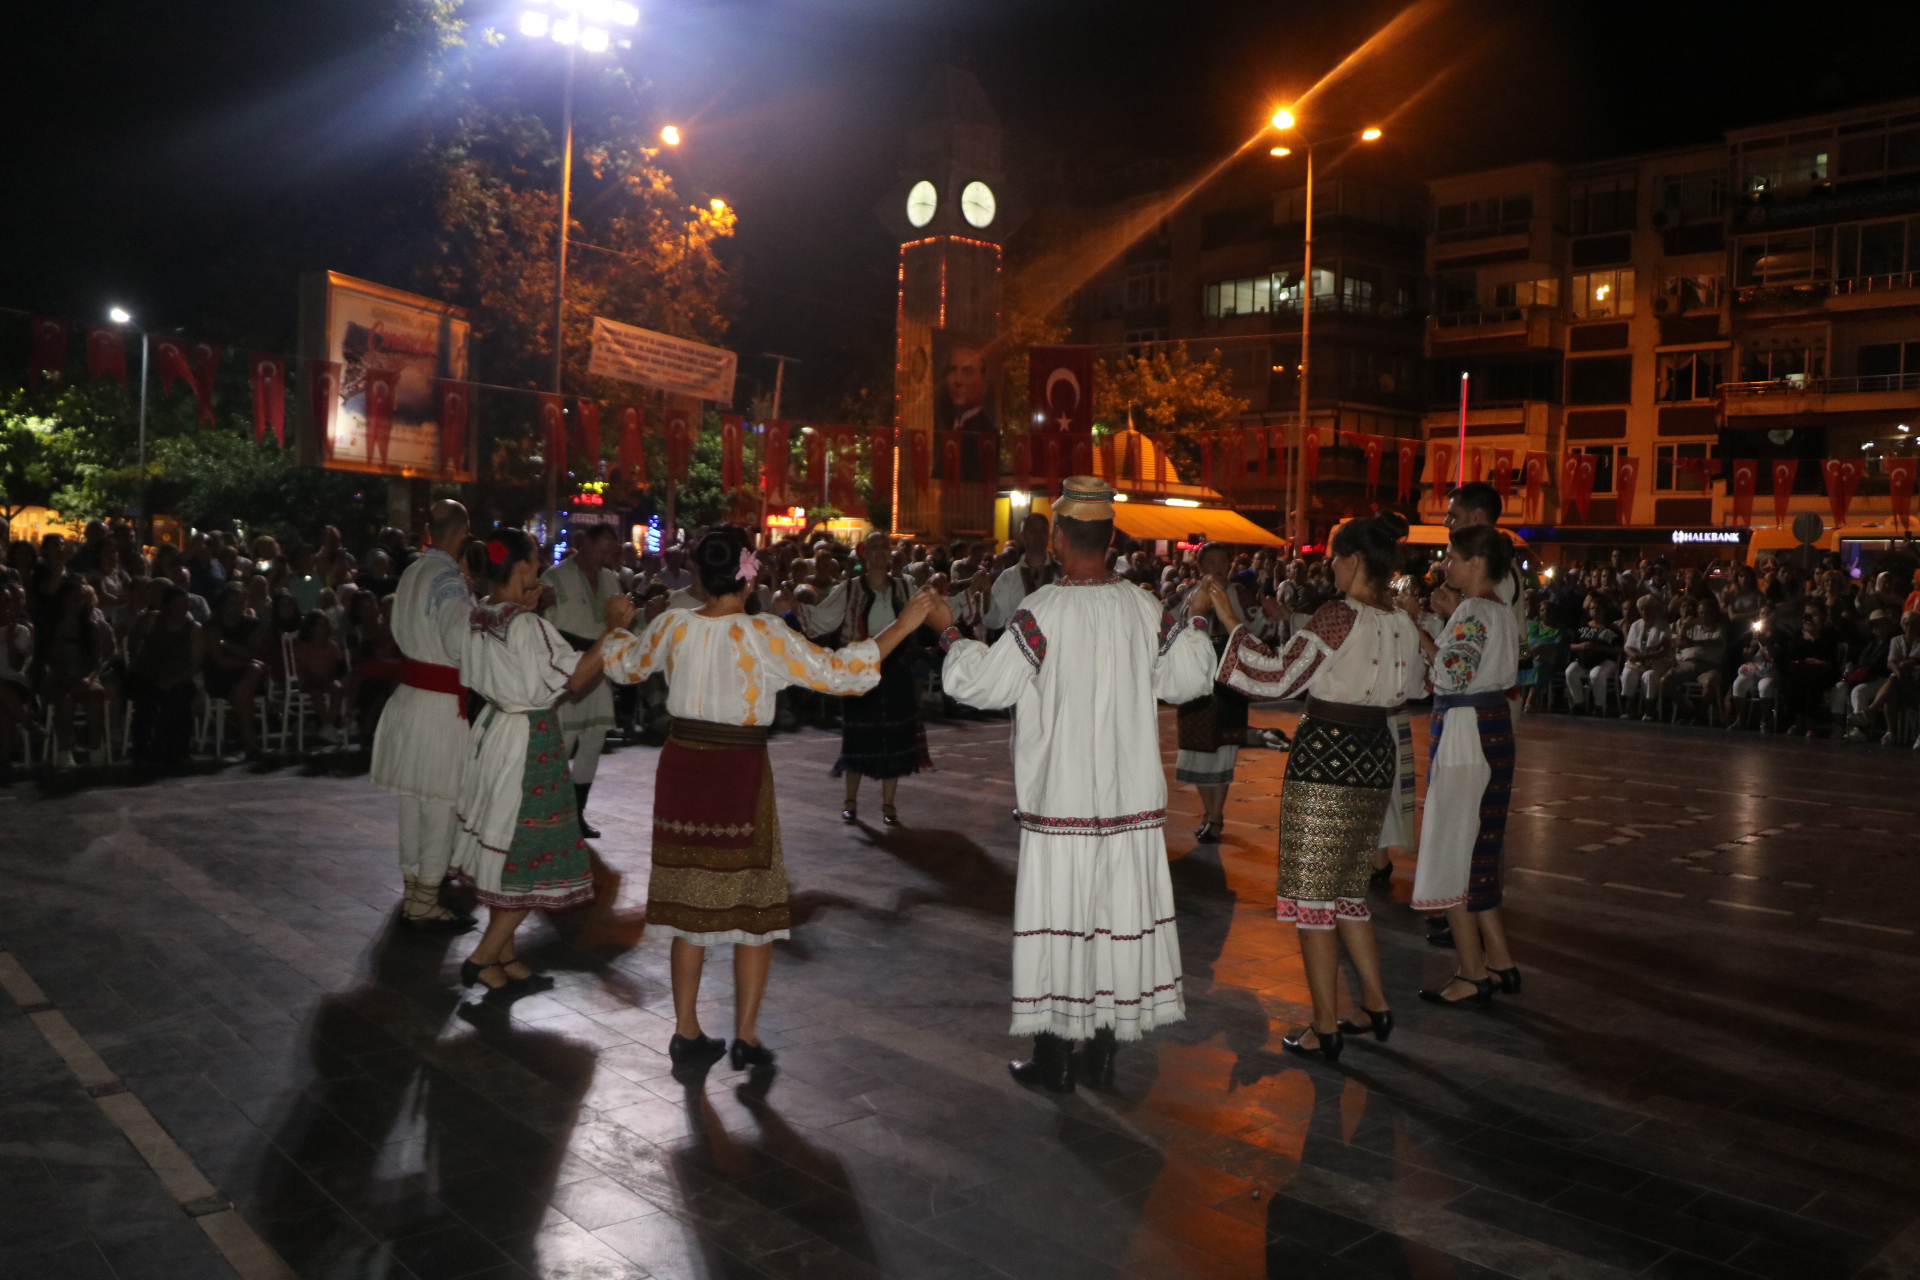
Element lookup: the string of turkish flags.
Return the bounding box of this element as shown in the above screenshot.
[720,414,745,492]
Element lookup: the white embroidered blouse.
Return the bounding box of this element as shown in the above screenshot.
[1216,598,1425,707]
[603,608,882,726]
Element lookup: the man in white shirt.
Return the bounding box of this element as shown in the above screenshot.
[984,512,1060,639]
[540,524,625,838]
[369,501,476,932]
[1618,597,1673,719]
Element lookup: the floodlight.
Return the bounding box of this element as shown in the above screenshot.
[108,307,132,324]
[1361,127,1382,140]
[551,14,579,42]
[520,10,549,36]
[660,125,681,145]
[1272,109,1295,130]
[1270,147,1290,157]
[582,0,611,19]
[580,25,608,50]
[610,2,639,24]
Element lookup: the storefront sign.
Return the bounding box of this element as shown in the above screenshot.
[1671,530,1742,544]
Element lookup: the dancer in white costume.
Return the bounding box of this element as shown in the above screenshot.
[932,476,1218,1093]
[540,524,624,838]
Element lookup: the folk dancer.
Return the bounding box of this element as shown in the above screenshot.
[931,477,1218,1093]
[1403,523,1523,1006]
[451,527,636,994]
[370,500,478,932]
[607,528,936,1073]
[1172,542,1275,844]
[539,523,624,839]
[798,531,932,826]
[1204,514,1424,1060]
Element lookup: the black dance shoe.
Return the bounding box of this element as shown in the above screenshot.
[1418,974,1496,1006]
[1281,1027,1344,1061]
[1009,1033,1076,1093]
[669,1032,728,1071]
[1424,916,1455,949]
[575,784,601,840]
[1079,1027,1118,1088]
[730,1039,776,1071]
[1335,1007,1394,1042]
[1194,822,1221,844]
[1490,965,1522,994]
[1368,862,1394,886]
[841,806,858,823]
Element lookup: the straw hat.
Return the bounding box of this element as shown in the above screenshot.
[1052,475,1116,521]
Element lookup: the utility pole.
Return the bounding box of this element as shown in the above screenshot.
[1292,144,1314,553]
[761,353,801,544]
[545,46,577,550]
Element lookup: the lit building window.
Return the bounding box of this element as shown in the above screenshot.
[1570,269,1634,318]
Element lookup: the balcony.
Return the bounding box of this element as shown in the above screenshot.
[1733,271,1920,313]
[1426,304,1561,353]
[1719,372,1920,419]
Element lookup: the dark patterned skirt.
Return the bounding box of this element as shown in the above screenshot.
[1275,699,1397,904]
[648,719,790,945]
[482,711,595,911]
[1174,684,1249,785]
[831,650,930,780]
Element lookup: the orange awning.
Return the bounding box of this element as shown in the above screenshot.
[1111,503,1285,546]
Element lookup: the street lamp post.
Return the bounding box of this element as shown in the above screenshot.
[515,0,638,547]
[1270,112,1381,552]
[107,306,148,528]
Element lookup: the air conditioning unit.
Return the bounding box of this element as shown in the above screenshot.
[1651,208,1673,230]
[1652,294,1678,316]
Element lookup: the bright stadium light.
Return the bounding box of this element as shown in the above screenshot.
[580,25,608,50]
[108,306,132,324]
[610,2,639,24]
[660,124,681,145]
[551,13,579,43]
[520,9,549,36]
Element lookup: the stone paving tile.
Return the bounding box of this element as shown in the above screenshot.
[3,712,1920,1279]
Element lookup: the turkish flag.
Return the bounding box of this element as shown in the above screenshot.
[938,431,960,490]
[1822,457,1862,526]
[1575,454,1598,520]
[364,367,400,462]
[1012,432,1031,493]
[575,398,601,470]
[1043,433,1063,496]
[665,403,693,484]
[85,326,126,387]
[1303,423,1322,482]
[1431,442,1455,504]
[1070,432,1093,478]
[1493,448,1515,500]
[1729,459,1758,525]
[764,420,789,503]
[832,425,861,507]
[616,406,647,490]
[720,414,744,492]
[305,359,341,458]
[435,378,467,470]
[1469,445,1484,483]
[1771,459,1798,525]
[1885,457,1916,530]
[251,354,287,446]
[538,393,566,480]
[1523,451,1549,521]
[153,336,194,395]
[800,426,824,497]
[1396,439,1418,501]
[1358,434,1384,495]
[1152,434,1172,485]
[869,425,894,512]
[27,316,66,390]
[1616,456,1641,526]
[977,432,999,498]
[1560,452,1583,520]
[1028,346,1095,433]
[914,428,934,493]
[189,341,221,427]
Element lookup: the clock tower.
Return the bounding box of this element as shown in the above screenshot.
[878,66,1017,536]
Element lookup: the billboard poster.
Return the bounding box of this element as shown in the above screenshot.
[297,272,472,480]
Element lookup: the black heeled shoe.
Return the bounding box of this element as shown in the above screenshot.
[841,806,857,824]
[881,804,899,826]
[1424,916,1455,949]
[730,1039,776,1071]
[1194,822,1220,845]
[1418,973,1496,1006]
[1335,1007,1394,1042]
[494,952,554,995]
[669,1032,728,1070]
[1079,1027,1118,1088]
[459,959,503,988]
[1281,1026,1344,1061]
[1369,862,1394,886]
[1490,966,1522,994]
[1009,1033,1076,1093]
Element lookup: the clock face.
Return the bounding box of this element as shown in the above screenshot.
[906,180,938,228]
[961,180,996,228]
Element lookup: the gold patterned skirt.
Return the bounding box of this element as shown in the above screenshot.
[646,719,790,946]
[1276,699,1397,904]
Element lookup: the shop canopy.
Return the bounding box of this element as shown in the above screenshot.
[1111,502,1285,546]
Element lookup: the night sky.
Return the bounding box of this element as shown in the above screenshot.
[7,0,1920,415]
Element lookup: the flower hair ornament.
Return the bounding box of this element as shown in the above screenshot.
[738,547,761,582]
[487,540,509,565]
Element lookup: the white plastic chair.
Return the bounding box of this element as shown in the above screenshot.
[277,632,320,754]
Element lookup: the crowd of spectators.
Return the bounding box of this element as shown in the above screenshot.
[3,515,1915,778]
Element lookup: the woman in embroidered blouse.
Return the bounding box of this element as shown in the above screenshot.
[451,527,637,997]
[1205,513,1425,1061]
[1399,522,1522,1008]
[602,527,938,1074]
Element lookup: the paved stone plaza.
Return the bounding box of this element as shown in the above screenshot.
[2,708,1917,1280]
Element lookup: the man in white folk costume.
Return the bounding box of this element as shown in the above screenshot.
[370,500,478,932]
[930,476,1219,1092]
[539,523,624,838]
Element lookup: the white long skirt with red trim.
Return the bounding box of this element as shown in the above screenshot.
[1009,829,1185,1042]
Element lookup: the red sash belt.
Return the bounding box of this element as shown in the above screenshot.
[401,658,469,719]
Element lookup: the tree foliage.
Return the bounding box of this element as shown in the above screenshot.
[1093,344,1249,479]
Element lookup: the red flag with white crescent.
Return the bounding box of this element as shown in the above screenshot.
[869,425,894,512]
[1028,346,1095,434]
[575,398,602,471]
[1559,452,1582,519]
[914,428,934,493]
[85,325,126,387]
[665,404,693,484]
[28,316,67,390]
[1303,423,1322,483]
[305,359,341,459]
[830,425,860,507]
[364,367,400,463]
[1431,442,1455,504]
[435,378,467,470]
[939,431,961,489]
[1574,454,1598,521]
[1043,434,1062,496]
[1523,451,1548,521]
[1011,431,1030,494]
[1822,457,1862,526]
[1468,445,1484,484]
[1396,439,1418,501]
[720,414,745,492]
[1492,448,1515,500]
[189,341,221,428]
[1071,433,1092,477]
[1729,459,1757,524]
[1771,459,1798,526]
[977,432,999,498]
[764,420,789,503]
[1359,434,1384,495]
[616,406,647,490]
[538,393,566,480]
[1616,456,1641,525]
[251,354,287,446]
[1886,457,1916,530]
[154,335,195,395]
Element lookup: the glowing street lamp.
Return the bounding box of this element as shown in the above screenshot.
[1267,107,1383,548]
[513,0,638,542]
[660,124,682,146]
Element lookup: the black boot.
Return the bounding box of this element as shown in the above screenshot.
[1009,1033,1076,1093]
[1079,1027,1117,1088]
[574,782,601,839]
